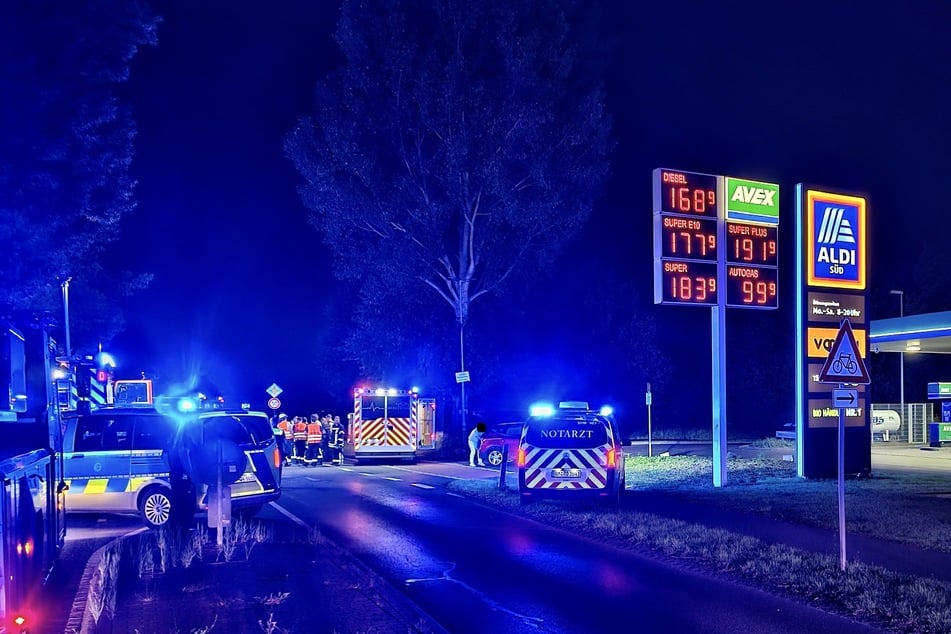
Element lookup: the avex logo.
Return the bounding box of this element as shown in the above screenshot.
[726,177,780,224]
[806,190,866,290]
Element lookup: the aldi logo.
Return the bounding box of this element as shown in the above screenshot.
[805,190,866,290]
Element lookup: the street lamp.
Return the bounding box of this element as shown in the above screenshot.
[890,290,904,420]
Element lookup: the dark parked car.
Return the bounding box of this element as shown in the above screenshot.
[478,421,524,466]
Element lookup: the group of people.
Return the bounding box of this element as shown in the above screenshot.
[276,413,344,466]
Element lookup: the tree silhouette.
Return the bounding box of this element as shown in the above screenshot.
[286,0,613,418]
[0,1,158,350]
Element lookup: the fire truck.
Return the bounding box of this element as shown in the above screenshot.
[344,387,437,463]
[0,320,68,633]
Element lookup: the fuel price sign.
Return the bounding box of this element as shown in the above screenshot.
[653,169,719,218]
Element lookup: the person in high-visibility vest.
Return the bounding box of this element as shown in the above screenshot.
[305,414,323,466]
[277,414,293,466]
[293,416,308,465]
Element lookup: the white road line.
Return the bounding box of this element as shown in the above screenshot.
[384,477,401,481]
[338,467,356,472]
[388,465,466,480]
[269,501,310,529]
[446,492,466,499]
[411,483,435,490]
[359,472,375,477]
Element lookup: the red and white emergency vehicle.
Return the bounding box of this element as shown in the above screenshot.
[344,387,437,463]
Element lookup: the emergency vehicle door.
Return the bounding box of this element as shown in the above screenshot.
[64,414,134,512]
[384,394,412,447]
[417,398,436,449]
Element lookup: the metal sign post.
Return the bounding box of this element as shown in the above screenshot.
[646,383,653,458]
[817,319,871,571]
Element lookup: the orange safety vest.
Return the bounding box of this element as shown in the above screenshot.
[278,420,292,439]
[306,422,322,444]
[293,421,308,441]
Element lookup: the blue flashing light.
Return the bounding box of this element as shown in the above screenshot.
[387,388,397,396]
[374,388,385,396]
[411,386,420,394]
[600,405,614,417]
[177,398,198,413]
[530,403,555,417]
[96,352,117,369]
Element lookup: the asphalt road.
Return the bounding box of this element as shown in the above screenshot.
[272,462,883,634]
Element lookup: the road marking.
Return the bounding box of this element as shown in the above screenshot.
[359,472,375,477]
[406,561,544,627]
[446,492,465,499]
[338,467,356,472]
[388,465,467,480]
[411,483,435,490]
[384,477,401,481]
[269,501,310,529]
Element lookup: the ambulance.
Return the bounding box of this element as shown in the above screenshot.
[517,401,626,506]
[345,387,437,463]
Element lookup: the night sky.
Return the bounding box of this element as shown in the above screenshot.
[108,1,951,423]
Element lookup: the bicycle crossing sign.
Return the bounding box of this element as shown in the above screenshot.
[818,319,870,384]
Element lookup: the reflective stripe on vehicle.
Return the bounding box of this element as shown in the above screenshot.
[522,445,609,490]
[65,475,165,494]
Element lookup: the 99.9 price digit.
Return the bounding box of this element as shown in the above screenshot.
[742,280,776,305]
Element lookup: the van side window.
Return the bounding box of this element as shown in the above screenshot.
[132,416,171,451]
[74,416,105,452]
[100,417,133,451]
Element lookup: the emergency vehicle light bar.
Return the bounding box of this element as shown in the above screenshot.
[354,387,420,396]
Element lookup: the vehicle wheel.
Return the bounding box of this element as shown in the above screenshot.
[139,486,174,529]
[486,448,504,467]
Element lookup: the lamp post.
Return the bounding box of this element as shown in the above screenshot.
[60,277,73,358]
[890,290,904,420]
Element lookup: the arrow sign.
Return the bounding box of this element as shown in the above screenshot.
[832,389,858,409]
[818,319,870,384]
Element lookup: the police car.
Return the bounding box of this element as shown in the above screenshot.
[62,403,281,528]
[516,401,626,506]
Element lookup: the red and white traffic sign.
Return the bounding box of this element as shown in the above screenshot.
[818,319,870,384]
[267,397,281,410]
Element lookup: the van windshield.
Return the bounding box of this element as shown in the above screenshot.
[524,417,608,448]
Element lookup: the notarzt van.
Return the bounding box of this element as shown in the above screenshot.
[517,402,625,506]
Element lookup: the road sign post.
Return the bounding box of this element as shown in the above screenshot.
[818,319,871,571]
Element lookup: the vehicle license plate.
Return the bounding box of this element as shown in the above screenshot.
[551,468,582,479]
[235,471,256,484]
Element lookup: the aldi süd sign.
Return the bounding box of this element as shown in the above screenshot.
[805,190,867,290]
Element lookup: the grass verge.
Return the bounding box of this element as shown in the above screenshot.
[449,453,951,633]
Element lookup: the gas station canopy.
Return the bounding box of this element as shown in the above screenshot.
[870,311,951,354]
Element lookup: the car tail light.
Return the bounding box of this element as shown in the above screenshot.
[517,448,527,467]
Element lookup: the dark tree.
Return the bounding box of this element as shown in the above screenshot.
[286,0,613,399]
[0,0,158,350]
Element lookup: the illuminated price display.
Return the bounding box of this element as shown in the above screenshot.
[654,260,718,306]
[726,222,778,266]
[653,168,718,218]
[654,215,718,261]
[726,265,778,309]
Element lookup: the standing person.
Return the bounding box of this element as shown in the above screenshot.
[468,422,487,467]
[330,415,344,465]
[277,414,293,466]
[305,414,322,466]
[320,414,332,465]
[293,416,308,466]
